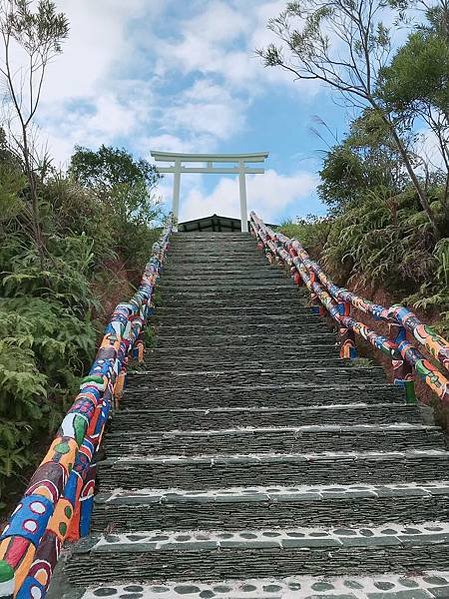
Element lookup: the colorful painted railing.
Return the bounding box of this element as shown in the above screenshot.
[250,211,449,406]
[0,215,174,599]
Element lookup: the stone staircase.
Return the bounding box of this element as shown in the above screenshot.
[52,232,449,599]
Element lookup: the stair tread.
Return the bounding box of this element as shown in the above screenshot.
[107,423,439,434]
[110,404,422,431]
[128,365,379,377]
[69,572,449,599]
[154,313,321,322]
[98,481,449,504]
[112,402,416,414]
[103,448,449,465]
[142,358,344,370]
[127,367,384,381]
[73,521,449,554]
[104,424,443,456]
[154,335,338,347]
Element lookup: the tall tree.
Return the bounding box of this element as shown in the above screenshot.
[0,0,69,265]
[257,0,442,238]
[69,145,161,226]
[379,13,449,212]
[319,109,408,211]
[69,145,162,259]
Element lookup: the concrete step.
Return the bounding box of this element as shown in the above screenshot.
[169,247,260,251]
[141,357,344,372]
[169,239,256,246]
[170,232,255,241]
[59,570,449,599]
[92,482,449,533]
[109,404,422,432]
[122,383,406,409]
[165,256,270,265]
[153,321,331,338]
[63,522,449,585]
[158,281,296,291]
[171,232,254,237]
[154,332,338,347]
[145,342,338,358]
[161,270,286,280]
[167,249,265,258]
[104,424,444,458]
[167,241,265,249]
[158,300,310,312]
[154,304,314,316]
[97,450,449,490]
[158,284,307,296]
[161,266,288,285]
[158,287,307,301]
[153,312,320,324]
[125,366,386,390]
[164,266,278,277]
[164,258,271,267]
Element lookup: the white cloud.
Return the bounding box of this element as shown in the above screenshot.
[40,85,155,166]
[164,80,248,141]
[154,0,296,93]
[33,0,160,163]
[43,0,150,102]
[144,132,220,156]
[155,1,248,77]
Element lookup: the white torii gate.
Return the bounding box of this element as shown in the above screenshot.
[151,151,269,232]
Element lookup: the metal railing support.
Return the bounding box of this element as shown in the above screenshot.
[337,300,357,359]
[389,322,417,403]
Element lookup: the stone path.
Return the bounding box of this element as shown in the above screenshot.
[51,232,449,599]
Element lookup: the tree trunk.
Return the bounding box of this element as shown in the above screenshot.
[22,127,45,268]
[382,114,441,239]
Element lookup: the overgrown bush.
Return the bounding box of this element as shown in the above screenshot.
[280,188,449,335]
[0,144,162,507]
[279,215,331,259]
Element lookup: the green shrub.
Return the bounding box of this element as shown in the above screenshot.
[0,144,163,506]
[277,189,449,336]
[277,215,331,258]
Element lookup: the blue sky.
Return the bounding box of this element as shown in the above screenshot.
[38,0,356,224]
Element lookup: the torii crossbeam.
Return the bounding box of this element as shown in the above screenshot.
[151,151,269,232]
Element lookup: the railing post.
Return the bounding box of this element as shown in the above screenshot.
[265,243,275,264]
[337,300,357,359]
[133,334,145,364]
[309,271,325,316]
[289,247,303,288]
[389,322,416,403]
[0,563,14,598]
[273,235,286,269]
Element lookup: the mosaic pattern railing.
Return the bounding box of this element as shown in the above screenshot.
[250,212,449,406]
[0,215,174,599]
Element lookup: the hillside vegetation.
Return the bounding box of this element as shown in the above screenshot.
[0,140,162,509]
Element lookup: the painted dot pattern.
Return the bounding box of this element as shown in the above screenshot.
[81,572,449,598]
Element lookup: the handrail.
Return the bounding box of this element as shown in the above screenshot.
[0,215,174,598]
[250,211,449,406]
